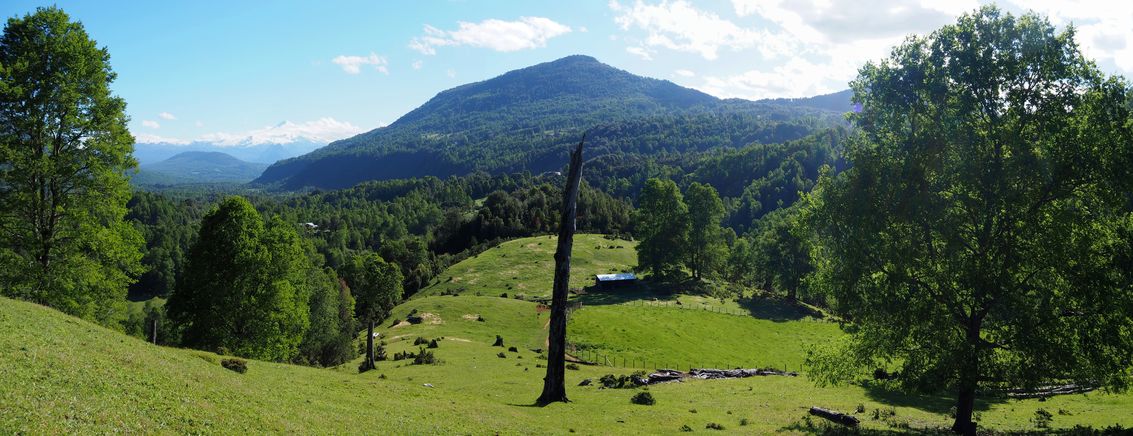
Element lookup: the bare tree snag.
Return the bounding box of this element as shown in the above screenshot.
[536,136,584,405]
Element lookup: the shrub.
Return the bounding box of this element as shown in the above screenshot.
[413,348,436,365]
[508,346,518,352]
[221,358,247,374]
[706,422,725,430]
[1034,408,1053,429]
[630,391,655,405]
[428,339,439,349]
[679,424,693,432]
[740,418,750,426]
[856,403,866,413]
[476,315,485,322]
[378,374,387,379]
[414,336,429,345]
[497,352,507,358]
[493,335,504,347]
[500,293,508,298]
[566,363,580,371]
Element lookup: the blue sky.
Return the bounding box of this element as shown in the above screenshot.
[3,1,1130,145]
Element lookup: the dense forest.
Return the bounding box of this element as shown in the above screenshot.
[255,55,849,189]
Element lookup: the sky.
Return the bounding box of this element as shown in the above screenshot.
[2,1,1131,145]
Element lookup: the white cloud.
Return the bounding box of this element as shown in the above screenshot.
[579,26,589,33]
[675,69,695,77]
[409,17,572,55]
[626,46,653,60]
[609,0,790,60]
[446,69,457,78]
[142,120,160,129]
[1002,0,1133,74]
[332,52,389,74]
[702,57,838,99]
[134,133,189,145]
[412,59,423,70]
[197,118,365,147]
[194,121,204,128]
[158,112,176,120]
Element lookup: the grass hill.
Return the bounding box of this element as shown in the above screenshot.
[254,55,847,189]
[133,151,269,185]
[6,291,1133,433]
[420,234,638,298]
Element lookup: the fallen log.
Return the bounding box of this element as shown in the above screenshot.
[809,407,860,427]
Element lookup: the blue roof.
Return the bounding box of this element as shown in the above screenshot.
[595,273,636,282]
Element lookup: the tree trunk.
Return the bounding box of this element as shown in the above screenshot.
[537,137,584,406]
[364,319,375,371]
[951,322,981,435]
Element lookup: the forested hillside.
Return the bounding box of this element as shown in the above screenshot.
[254,55,849,189]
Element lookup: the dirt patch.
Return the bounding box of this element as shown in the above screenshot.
[446,337,472,343]
[419,312,443,324]
[461,314,480,321]
[389,320,411,329]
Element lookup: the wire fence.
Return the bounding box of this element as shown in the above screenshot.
[564,344,794,373]
[622,298,752,317]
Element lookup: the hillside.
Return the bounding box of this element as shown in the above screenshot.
[254,55,848,189]
[132,151,269,185]
[6,291,1133,433]
[420,234,637,298]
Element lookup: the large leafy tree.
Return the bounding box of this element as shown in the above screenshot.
[346,252,403,372]
[805,7,1133,434]
[751,207,813,301]
[684,182,726,280]
[0,7,142,326]
[634,178,689,278]
[167,197,312,361]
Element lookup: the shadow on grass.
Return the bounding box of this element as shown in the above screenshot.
[737,294,824,322]
[860,381,996,416]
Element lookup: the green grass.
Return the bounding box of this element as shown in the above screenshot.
[568,303,839,371]
[420,234,637,299]
[4,289,1133,433]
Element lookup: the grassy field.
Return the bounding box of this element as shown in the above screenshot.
[420,234,637,298]
[3,235,1131,433]
[4,294,1133,434]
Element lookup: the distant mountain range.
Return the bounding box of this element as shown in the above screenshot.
[133,137,325,166]
[132,151,269,185]
[253,55,852,190]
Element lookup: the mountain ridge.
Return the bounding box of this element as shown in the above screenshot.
[254,55,850,190]
[132,151,269,185]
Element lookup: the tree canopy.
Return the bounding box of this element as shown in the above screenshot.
[634,178,689,278]
[0,7,142,326]
[167,196,313,361]
[805,6,1133,434]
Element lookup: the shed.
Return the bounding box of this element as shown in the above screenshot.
[594,272,637,289]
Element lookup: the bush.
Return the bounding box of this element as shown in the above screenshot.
[706,422,725,430]
[476,315,485,322]
[1034,408,1053,429]
[428,339,439,349]
[566,363,580,371]
[413,348,436,365]
[679,424,693,432]
[508,346,518,352]
[740,418,750,426]
[414,336,429,345]
[493,335,504,347]
[500,293,508,298]
[221,358,247,374]
[630,391,655,405]
[497,352,507,358]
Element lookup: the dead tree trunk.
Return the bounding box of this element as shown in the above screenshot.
[537,136,584,405]
[363,318,375,371]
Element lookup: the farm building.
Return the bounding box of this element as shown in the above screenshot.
[594,273,637,289]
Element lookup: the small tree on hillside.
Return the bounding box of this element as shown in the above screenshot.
[346,252,403,372]
[751,207,812,301]
[685,182,727,280]
[634,178,689,278]
[805,7,1133,435]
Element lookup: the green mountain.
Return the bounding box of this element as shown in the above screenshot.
[254,55,848,190]
[133,151,269,185]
